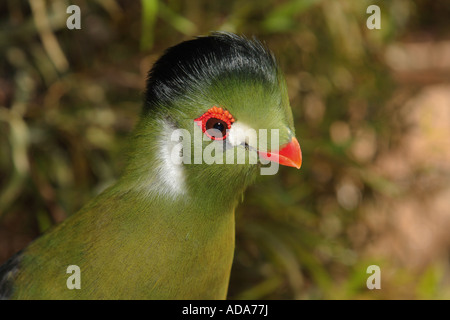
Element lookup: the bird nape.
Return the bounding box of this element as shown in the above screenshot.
[0,32,302,299]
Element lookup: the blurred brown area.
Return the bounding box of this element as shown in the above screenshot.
[0,0,449,299]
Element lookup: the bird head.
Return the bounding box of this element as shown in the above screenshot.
[127,32,301,207]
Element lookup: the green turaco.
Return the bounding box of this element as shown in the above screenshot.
[0,32,301,299]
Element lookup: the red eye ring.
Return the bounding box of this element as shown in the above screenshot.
[195,106,235,140]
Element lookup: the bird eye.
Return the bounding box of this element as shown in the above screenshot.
[205,118,228,139]
[194,106,235,141]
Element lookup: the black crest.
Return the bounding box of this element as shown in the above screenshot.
[144,32,278,113]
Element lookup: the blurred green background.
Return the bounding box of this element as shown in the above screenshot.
[1,0,450,299]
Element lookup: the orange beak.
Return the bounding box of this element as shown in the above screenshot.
[258,137,302,169]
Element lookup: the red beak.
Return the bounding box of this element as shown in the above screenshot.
[258,137,302,169]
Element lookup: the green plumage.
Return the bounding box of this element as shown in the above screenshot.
[0,32,298,299]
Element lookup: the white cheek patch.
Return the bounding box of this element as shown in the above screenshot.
[154,119,186,198]
[227,121,257,148]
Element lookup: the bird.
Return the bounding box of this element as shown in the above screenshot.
[0,32,302,299]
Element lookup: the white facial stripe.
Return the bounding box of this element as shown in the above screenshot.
[227,121,257,147]
[155,119,186,198]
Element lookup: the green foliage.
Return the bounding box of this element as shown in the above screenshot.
[141,0,159,50]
